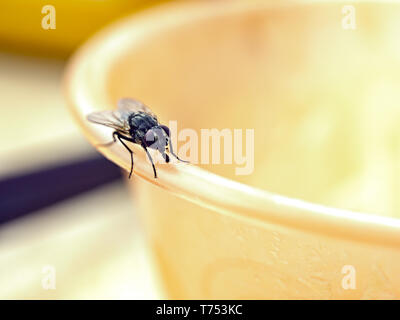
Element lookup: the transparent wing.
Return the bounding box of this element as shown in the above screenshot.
[86,109,130,134]
[117,98,158,120]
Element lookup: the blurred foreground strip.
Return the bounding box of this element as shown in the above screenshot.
[0,156,122,225]
[0,182,161,299]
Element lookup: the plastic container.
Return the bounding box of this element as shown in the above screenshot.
[65,1,400,299]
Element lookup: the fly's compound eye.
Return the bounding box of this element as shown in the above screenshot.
[160,125,170,137]
[145,130,156,147]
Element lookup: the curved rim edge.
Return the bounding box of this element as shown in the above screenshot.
[64,0,400,247]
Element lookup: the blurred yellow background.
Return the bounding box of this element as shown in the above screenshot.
[0,0,168,57]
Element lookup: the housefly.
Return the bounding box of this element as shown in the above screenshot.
[87,98,187,179]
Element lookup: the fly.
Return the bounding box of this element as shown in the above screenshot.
[87,98,187,178]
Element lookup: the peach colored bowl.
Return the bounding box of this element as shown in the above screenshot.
[65,1,400,299]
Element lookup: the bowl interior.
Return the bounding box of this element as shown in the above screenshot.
[105,2,400,218]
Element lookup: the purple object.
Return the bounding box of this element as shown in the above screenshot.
[0,155,122,225]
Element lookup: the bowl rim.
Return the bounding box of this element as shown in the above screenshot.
[64,0,400,248]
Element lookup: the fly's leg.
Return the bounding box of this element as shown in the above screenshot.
[115,132,135,179]
[168,139,189,163]
[162,153,170,163]
[142,145,157,179]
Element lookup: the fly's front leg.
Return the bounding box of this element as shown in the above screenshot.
[168,139,189,163]
[140,137,158,178]
[115,132,135,179]
[142,145,157,178]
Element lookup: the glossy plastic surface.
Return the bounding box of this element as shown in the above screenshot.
[65,1,400,299]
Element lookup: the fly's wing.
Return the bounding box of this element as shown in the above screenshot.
[87,109,131,134]
[117,98,158,121]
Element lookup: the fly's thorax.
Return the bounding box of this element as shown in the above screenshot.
[128,112,159,142]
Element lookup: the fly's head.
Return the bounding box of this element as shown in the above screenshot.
[144,125,171,162]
